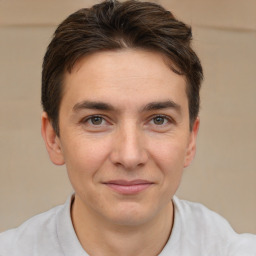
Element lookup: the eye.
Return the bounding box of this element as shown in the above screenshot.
[151,115,169,125]
[152,116,168,125]
[82,115,108,127]
[89,116,104,125]
[145,114,174,132]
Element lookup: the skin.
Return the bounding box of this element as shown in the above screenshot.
[41,49,199,256]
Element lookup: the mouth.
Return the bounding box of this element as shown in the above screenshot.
[102,179,154,195]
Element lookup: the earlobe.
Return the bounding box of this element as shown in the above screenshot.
[184,117,200,168]
[41,112,65,165]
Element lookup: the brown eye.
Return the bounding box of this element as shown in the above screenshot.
[153,116,166,125]
[90,116,103,125]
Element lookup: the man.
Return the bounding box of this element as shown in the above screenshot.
[0,0,255,255]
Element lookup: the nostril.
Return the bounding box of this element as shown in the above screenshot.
[109,146,148,170]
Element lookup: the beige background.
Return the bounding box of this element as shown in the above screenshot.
[0,0,255,234]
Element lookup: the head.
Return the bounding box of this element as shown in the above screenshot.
[41,0,203,228]
[41,0,203,136]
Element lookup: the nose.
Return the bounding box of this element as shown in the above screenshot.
[109,123,148,170]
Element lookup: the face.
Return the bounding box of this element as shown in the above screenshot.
[42,49,199,227]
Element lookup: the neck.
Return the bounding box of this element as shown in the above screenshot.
[71,194,174,256]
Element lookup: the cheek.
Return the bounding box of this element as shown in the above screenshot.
[61,134,113,181]
[148,137,188,191]
[158,144,186,190]
[149,138,188,170]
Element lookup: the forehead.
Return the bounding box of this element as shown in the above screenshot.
[61,49,188,110]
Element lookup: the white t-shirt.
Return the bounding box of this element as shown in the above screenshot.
[0,195,255,256]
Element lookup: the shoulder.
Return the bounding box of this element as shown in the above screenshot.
[0,203,64,256]
[173,196,234,233]
[171,196,256,255]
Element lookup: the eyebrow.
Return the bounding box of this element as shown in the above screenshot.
[73,101,115,112]
[142,100,181,113]
[73,100,181,113]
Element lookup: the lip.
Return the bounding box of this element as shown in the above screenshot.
[103,179,154,195]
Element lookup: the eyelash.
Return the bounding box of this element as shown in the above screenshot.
[82,115,108,126]
[148,115,173,126]
[81,114,173,126]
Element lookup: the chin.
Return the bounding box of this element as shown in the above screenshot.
[104,202,160,227]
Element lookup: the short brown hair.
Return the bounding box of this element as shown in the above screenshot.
[42,0,203,135]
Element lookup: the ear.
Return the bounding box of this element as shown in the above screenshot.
[41,112,65,165]
[184,117,200,168]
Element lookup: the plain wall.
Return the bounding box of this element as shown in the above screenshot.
[0,0,255,234]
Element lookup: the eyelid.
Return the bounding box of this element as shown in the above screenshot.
[81,114,110,125]
[79,114,174,126]
[148,114,174,124]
